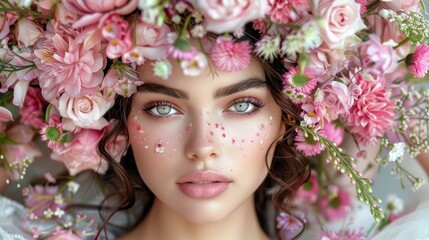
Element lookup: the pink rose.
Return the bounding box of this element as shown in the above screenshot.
[318,0,366,48]
[0,106,13,122]
[356,34,397,76]
[134,22,170,60]
[45,230,82,240]
[19,87,47,129]
[382,0,420,12]
[189,0,270,33]
[57,93,114,130]
[62,0,138,28]
[15,18,43,48]
[322,81,354,120]
[52,125,127,176]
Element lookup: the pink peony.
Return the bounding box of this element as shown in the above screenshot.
[268,0,309,24]
[34,25,105,101]
[189,0,270,34]
[318,0,366,48]
[51,125,126,176]
[322,80,354,120]
[282,67,317,94]
[319,228,365,240]
[406,44,429,78]
[346,74,394,146]
[24,185,66,218]
[295,170,320,204]
[357,34,397,76]
[318,186,352,221]
[0,106,13,122]
[210,37,252,72]
[19,87,47,129]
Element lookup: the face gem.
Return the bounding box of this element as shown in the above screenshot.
[155,141,165,154]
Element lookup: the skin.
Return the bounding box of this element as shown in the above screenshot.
[120,57,285,240]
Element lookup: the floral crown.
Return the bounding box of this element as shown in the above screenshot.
[1,0,429,239]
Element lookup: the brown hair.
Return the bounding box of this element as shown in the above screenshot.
[96,25,310,240]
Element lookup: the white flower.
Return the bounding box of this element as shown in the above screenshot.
[254,35,280,62]
[175,2,186,13]
[54,194,64,205]
[67,181,80,194]
[191,25,206,38]
[180,52,208,76]
[43,208,54,218]
[388,142,405,162]
[386,195,403,214]
[152,60,172,80]
[54,208,65,218]
[139,0,160,9]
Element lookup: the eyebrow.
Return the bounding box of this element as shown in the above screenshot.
[136,77,267,99]
[214,77,267,99]
[137,83,189,99]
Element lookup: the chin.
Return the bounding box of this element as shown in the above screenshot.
[175,201,235,224]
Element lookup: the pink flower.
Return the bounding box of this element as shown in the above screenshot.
[346,75,394,146]
[51,124,126,176]
[103,64,143,98]
[319,228,365,240]
[210,37,252,72]
[295,170,320,204]
[19,87,47,129]
[357,35,397,76]
[406,44,429,78]
[102,14,133,59]
[189,0,270,33]
[40,115,66,149]
[355,0,368,15]
[54,3,79,25]
[319,121,344,146]
[318,186,352,221]
[45,230,82,240]
[134,22,170,60]
[294,129,326,156]
[0,12,18,39]
[34,26,105,101]
[24,185,66,218]
[268,0,309,24]
[322,81,354,120]
[62,0,138,28]
[56,92,114,130]
[15,18,43,48]
[282,67,317,94]
[0,106,13,122]
[318,0,366,48]
[276,212,304,240]
[382,0,420,13]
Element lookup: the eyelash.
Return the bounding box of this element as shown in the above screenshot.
[142,97,264,119]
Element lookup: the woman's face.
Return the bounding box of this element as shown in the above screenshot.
[127,57,284,223]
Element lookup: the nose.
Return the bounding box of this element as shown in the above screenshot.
[184,117,221,161]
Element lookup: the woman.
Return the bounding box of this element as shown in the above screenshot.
[97,37,310,240]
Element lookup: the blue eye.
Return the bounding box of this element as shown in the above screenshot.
[225,97,263,114]
[145,102,179,117]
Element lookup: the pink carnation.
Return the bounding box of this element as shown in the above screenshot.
[19,87,47,129]
[34,25,105,101]
[268,0,309,24]
[346,75,394,146]
[407,44,429,78]
[283,67,317,94]
[210,37,252,72]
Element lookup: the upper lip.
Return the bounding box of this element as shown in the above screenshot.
[176,170,232,184]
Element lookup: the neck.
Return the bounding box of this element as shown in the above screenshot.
[122,196,269,240]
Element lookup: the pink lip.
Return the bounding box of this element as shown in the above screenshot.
[177,170,232,199]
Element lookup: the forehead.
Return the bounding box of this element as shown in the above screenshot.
[137,57,266,91]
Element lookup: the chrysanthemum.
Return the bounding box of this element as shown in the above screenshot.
[283,67,318,94]
[254,35,280,62]
[294,129,326,156]
[406,44,429,78]
[210,37,252,72]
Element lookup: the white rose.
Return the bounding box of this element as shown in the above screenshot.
[57,93,113,129]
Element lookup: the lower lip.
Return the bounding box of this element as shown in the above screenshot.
[178,182,230,199]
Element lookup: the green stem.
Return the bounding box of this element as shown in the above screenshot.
[394,38,409,49]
